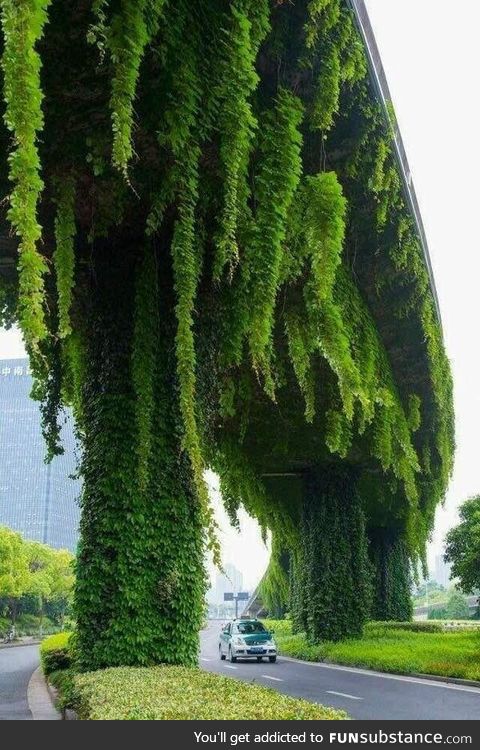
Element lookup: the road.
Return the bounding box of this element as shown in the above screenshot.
[0,645,39,720]
[200,622,480,720]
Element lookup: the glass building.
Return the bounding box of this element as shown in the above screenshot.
[0,358,80,551]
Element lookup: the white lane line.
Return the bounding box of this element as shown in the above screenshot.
[326,690,363,701]
[200,658,211,662]
[224,665,237,670]
[262,675,284,682]
[280,656,480,695]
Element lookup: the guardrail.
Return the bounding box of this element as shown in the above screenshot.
[346,0,442,331]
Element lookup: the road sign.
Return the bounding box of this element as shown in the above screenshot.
[223,592,234,601]
[237,592,249,601]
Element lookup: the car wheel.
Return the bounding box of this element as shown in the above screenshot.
[269,656,277,663]
[229,646,237,663]
[256,656,263,662]
[219,645,226,661]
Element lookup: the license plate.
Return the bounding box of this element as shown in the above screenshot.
[250,647,263,653]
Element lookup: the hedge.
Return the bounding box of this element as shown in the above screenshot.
[72,665,348,720]
[40,632,73,675]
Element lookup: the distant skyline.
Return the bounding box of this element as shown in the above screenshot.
[2,1,478,583]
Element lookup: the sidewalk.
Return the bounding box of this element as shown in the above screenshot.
[27,667,61,720]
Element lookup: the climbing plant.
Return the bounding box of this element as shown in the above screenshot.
[0,0,454,663]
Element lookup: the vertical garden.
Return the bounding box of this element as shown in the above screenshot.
[0,0,454,667]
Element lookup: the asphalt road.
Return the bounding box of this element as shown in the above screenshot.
[200,622,480,720]
[0,645,39,720]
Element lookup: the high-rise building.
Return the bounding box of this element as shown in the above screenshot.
[434,553,452,588]
[0,358,80,551]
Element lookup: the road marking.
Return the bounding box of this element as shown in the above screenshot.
[262,675,283,682]
[224,665,237,670]
[200,658,211,662]
[280,656,480,695]
[326,690,362,701]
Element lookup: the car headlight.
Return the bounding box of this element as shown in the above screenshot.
[234,636,245,645]
[265,640,276,648]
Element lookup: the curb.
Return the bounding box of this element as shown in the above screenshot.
[27,667,62,720]
[280,656,480,692]
[0,639,42,650]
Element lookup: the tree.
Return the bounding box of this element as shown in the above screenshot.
[445,496,480,596]
[0,527,30,622]
[445,591,471,620]
[0,526,74,628]
[0,1,454,662]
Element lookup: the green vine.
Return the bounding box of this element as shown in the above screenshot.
[53,174,76,339]
[213,0,269,279]
[246,90,304,375]
[107,0,167,174]
[0,0,52,345]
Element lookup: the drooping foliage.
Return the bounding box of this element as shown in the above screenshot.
[0,0,454,662]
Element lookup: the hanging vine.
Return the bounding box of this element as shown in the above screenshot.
[0,0,52,345]
[53,174,76,339]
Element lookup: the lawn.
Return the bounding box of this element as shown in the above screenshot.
[263,620,480,682]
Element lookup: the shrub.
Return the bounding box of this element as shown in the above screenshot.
[0,616,10,637]
[73,665,347,720]
[48,669,77,714]
[40,632,73,675]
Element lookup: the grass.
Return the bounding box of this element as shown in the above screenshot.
[263,620,480,682]
[72,665,347,720]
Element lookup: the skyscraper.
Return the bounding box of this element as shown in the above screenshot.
[0,358,80,551]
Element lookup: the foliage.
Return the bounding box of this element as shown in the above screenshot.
[0,526,74,625]
[445,496,480,595]
[258,536,290,619]
[429,591,472,621]
[263,619,480,682]
[40,631,72,675]
[291,468,373,642]
[0,526,30,602]
[0,0,51,344]
[71,665,347,720]
[73,251,205,671]
[0,0,454,665]
[370,532,413,621]
[53,175,76,339]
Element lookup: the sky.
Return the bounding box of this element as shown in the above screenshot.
[1,1,479,588]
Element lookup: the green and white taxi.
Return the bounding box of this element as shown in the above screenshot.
[219,619,277,663]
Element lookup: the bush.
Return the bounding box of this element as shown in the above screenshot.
[15,614,59,637]
[0,616,10,637]
[48,669,77,714]
[73,665,348,720]
[40,632,73,675]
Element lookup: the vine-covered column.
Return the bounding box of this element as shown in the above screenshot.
[369,530,413,622]
[293,466,373,642]
[259,533,290,619]
[74,242,205,670]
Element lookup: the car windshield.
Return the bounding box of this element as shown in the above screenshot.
[235,621,266,634]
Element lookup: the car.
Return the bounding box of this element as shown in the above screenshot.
[219,619,277,663]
